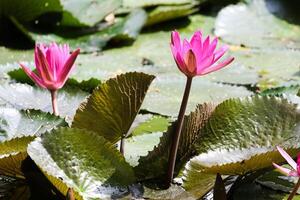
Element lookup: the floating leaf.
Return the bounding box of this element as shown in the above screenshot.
[0,107,65,155]
[142,74,252,116]
[0,107,65,178]
[28,9,147,52]
[214,0,300,49]
[59,0,122,27]
[183,95,300,185]
[124,132,163,167]
[72,72,155,144]
[131,115,170,136]
[145,3,199,26]
[27,127,136,199]
[0,0,121,27]
[135,103,215,180]
[230,48,300,89]
[0,83,88,118]
[260,85,300,96]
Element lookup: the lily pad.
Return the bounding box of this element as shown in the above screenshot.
[142,74,252,116]
[0,107,65,155]
[183,95,300,184]
[230,48,300,89]
[27,127,136,200]
[214,0,300,49]
[0,107,65,178]
[72,72,155,144]
[131,115,170,136]
[145,3,199,26]
[124,132,163,167]
[0,83,88,118]
[28,9,147,52]
[135,103,215,180]
[59,0,122,27]
[0,0,121,27]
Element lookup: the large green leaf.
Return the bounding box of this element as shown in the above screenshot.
[27,127,136,199]
[0,107,65,155]
[230,48,300,90]
[0,83,88,118]
[130,114,170,136]
[0,48,32,66]
[124,132,163,167]
[28,9,147,52]
[142,74,252,116]
[72,72,155,144]
[0,0,121,27]
[183,95,300,186]
[0,107,65,177]
[214,0,300,49]
[0,0,61,22]
[145,3,199,26]
[135,103,215,180]
[59,0,121,27]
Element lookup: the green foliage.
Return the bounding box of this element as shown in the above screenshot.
[28,9,147,52]
[72,72,155,144]
[0,107,65,177]
[0,83,88,118]
[135,103,215,180]
[145,3,199,26]
[183,95,300,193]
[0,0,121,27]
[215,0,300,49]
[27,127,136,199]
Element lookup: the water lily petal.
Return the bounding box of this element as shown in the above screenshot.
[277,146,297,171]
[273,162,293,176]
[36,46,55,83]
[56,49,80,88]
[171,31,181,51]
[213,45,229,63]
[19,63,46,89]
[200,57,234,75]
[184,49,197,75]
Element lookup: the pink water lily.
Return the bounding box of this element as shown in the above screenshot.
[273,146,300,200]
[19,43,80,91]
[273,146,300,177]
[170,30,234,77]
[19,43,80,116]
[166,30,235,186]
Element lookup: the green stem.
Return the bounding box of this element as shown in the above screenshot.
[50,90,58,116]
[288,178,300,200]
[166,76,193,186]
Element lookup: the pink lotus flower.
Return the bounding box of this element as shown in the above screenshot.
[273,146,300,177]
[170,30,234,77]
[19,43,80,91]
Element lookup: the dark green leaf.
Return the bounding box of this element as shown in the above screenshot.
[0,83,88,118]
[183,96,300,180]
[28,127,136,199]
[135,103,215,180]
[72,72,155,144]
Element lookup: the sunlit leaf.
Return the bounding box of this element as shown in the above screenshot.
[28,127,136,200]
